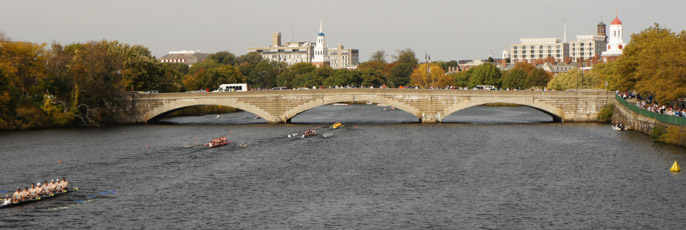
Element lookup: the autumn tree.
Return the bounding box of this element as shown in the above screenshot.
[547,68,602,91]
[613,23,686,104]
[409,63,449,88]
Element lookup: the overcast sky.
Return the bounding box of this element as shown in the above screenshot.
[1,0,684,61]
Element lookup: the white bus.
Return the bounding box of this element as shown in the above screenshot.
[215,83,248,92]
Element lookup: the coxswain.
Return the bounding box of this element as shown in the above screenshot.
[2,195,10,205]
[12,188,22,203]
[62,177,69,190]
[28,183,37,199]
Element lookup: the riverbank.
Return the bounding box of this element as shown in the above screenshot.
[613,95,686,147]
[166,105,241,117]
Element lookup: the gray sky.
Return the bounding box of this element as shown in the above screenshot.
[1,0,684,61]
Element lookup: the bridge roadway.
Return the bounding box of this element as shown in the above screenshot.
[119,89,614,124]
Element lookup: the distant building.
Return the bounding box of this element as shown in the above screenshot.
[510,38,569,63]
[509,16,618,67]
[247,33,314,66]
[569,35,606,62]
[329,43,359,69]
[248,19,359,69]
[158,50,209,66]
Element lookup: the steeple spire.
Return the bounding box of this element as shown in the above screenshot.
[563,12,567,43]
[319,16,323,33]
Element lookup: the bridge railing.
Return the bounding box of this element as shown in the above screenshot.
[615,94,686,126]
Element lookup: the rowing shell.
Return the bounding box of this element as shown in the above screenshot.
[0,189,70,209]
[204,141,232,148]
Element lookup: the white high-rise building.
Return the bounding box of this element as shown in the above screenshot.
[312,19,330,67]
[602,15,626,57]
[510,38,569,63]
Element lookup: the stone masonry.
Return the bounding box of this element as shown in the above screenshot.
[119,89,614,124]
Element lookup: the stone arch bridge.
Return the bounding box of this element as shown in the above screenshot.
[119,89,614,124]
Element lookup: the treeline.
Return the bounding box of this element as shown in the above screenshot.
[0,36,181,129]
[1,23,683,130]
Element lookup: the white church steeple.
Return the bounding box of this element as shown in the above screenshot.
[312,17,330,67]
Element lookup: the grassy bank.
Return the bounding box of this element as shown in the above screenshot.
[481,103,521,107]
[651,125,686,147]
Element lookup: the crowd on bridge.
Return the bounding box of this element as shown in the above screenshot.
[618,91,686,118]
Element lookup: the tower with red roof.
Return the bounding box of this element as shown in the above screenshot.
[602,12,627,58]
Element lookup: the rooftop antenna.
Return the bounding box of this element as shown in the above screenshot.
[563,12,567,43]
[291,23,294,42]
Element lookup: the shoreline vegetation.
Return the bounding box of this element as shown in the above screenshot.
[166,106,241,118]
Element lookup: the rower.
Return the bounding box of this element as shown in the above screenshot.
[29,183,37,199]
[48,179,56,194]
[12,188,21,203]
[42,181,49,195]
[62,177,69,190]
[21,187,29,201]
[36,182,43,196]
[55,179,63,193]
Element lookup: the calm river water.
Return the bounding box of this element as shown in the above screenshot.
[1,105,685,229]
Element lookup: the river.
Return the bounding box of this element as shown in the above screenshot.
[1,105,684,229]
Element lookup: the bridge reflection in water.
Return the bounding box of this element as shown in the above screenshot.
[122,89,613,124]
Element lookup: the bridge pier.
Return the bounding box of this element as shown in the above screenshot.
[420,113,441,123]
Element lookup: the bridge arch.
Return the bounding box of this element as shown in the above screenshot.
[143,98,273,123]
[282,95,422,123]
[440,98,564,122]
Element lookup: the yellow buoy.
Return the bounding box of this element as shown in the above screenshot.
[670,161,681,172]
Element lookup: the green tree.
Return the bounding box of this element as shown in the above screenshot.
[183,60,245,90]
[502,69,528,89]
[370,50,386,62]
[277,62,315,88]
[450,70,471,87]
[388,49,418,87]
[527,68,552,89]
[361,69,386,87]
[208,51,237,65]
[469,63,502,88]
